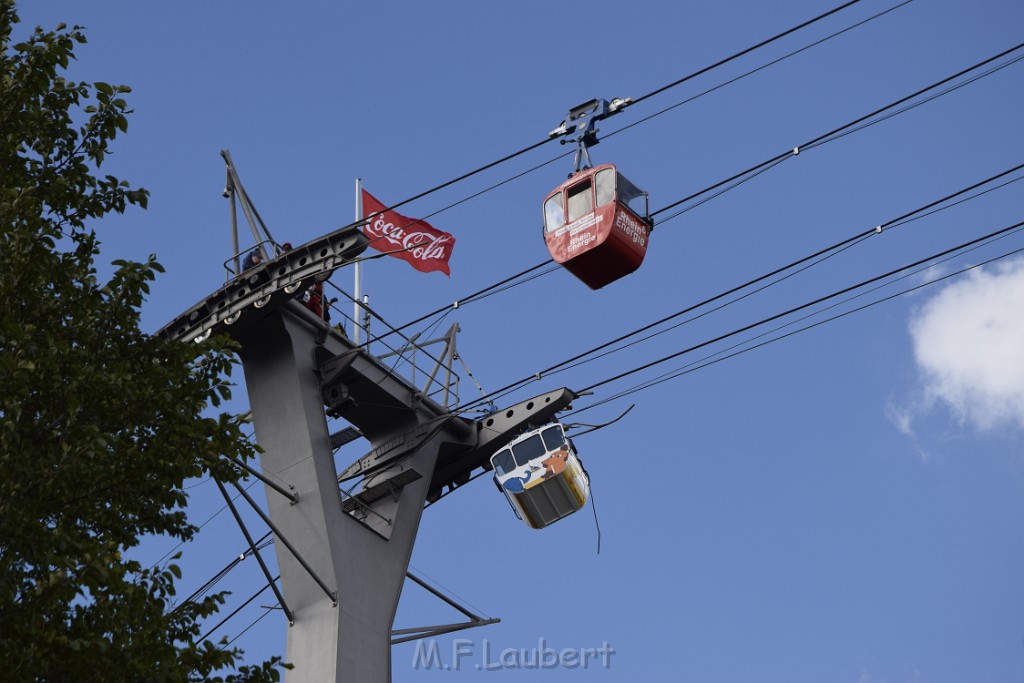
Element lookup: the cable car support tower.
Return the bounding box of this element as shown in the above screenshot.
[160,153,578,682]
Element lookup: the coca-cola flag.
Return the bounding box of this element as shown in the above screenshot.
[361,190,455,276]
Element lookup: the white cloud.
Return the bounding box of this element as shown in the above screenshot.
[908,256,1024,431]
[884,397,931,460]
[913,261,951,288]
[885,398,915,436]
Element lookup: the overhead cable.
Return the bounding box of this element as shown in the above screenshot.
[630,0,868,107]
[652,42,1024,220]
[609,0,913,141]
[578,219,1024,394]
[576,235,1024,414]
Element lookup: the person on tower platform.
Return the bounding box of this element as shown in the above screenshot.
[241,248,262,271]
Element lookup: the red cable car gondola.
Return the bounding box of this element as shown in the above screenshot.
[543,98,652,289]
[543,163,651,289]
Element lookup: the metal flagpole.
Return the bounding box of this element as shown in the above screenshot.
[354,178,362,344]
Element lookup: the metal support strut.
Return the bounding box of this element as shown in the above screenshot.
[215,479,295,625]
[230,456,299,504]
[389,571,500,645]
[230,480,338,606]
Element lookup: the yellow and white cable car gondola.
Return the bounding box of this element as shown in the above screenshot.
[490,423,590,529]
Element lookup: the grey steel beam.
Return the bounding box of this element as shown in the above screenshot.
[235,302,475,682]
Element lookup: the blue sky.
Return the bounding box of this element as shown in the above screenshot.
[16,0,1024,681]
